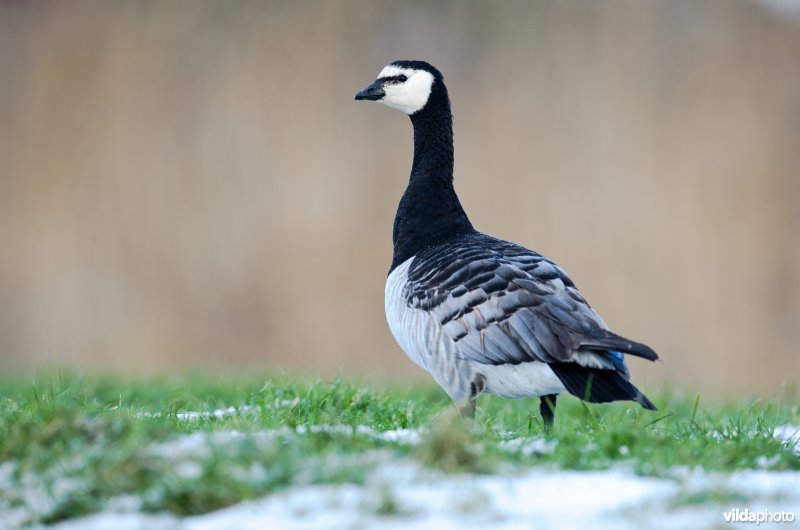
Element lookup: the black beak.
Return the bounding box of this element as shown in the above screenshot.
[354,79,384,101]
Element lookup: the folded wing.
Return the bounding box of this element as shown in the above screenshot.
[404,233,658,407]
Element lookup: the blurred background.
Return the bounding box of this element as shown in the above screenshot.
[1,0,798,397]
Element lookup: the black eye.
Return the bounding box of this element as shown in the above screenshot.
[397,75,408,82]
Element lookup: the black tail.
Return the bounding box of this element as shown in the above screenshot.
[579,332,659,362]
[549,362,657,410]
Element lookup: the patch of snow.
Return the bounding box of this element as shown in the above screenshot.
[709,424,800,457]
[377,428,424,446]
[149,429,288,460]
[14,424,800,530]
[294,424,355,436]
[144,422,424,450]
[293,424,424,445]
[105,495,144,513]
[669,466,800,497]
[0,465,89,530]
[174,461,204,480]
[142,425,424,489]
[0,462,15,483]
[36,464,800,530]
[773,424,800,454]
[756,454,781,469]
[139,399,300,422]
[497,437,556,456]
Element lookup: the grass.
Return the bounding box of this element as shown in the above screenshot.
[0,372,798,526]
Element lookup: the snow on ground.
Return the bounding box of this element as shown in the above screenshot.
[143,406,800,455]
[11,423,800,530]
[31,464,800,530]
[138,400,300,421]
[774,424,800,454]
[148,425,425,463]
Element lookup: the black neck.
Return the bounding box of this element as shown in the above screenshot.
[390,81,474,272]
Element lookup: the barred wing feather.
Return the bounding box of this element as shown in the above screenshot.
[404,233,658,374]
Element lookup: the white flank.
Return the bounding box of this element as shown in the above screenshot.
[480,361,566,399]
[385,257,438,375]
[376,65,435,115]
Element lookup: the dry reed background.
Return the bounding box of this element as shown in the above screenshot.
[1,0,798,397]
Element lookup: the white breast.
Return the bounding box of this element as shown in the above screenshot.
[384,257,434,373]
[384,256,566,401]
[385,257,472,402]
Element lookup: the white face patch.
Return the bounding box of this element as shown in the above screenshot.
[375,65,435,115]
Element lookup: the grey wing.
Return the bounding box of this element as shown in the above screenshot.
[404,234,657,371]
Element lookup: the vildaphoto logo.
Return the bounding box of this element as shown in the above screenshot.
[723,508,795,524]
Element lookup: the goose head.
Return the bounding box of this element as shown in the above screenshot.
[354,60,442,116]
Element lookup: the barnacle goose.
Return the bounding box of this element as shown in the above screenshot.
[355,60,658,428]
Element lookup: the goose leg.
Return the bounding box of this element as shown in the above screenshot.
[459,399,476,419]
[539,394,558,432]
[458,373,486,419]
